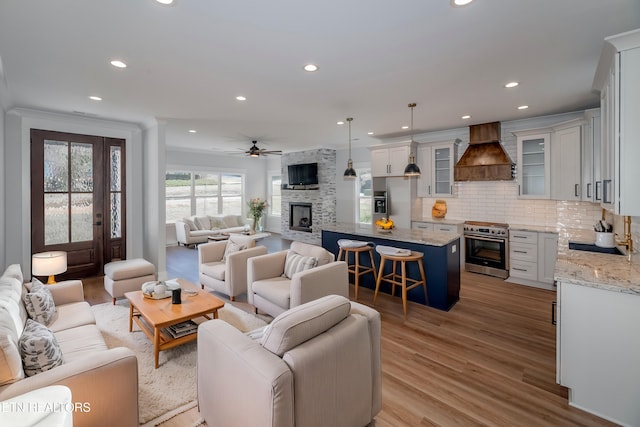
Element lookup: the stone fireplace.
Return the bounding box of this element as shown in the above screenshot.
[289,203,312,232]
[280,149,336,244]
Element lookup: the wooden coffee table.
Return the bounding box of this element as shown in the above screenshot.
[125,278,225,368]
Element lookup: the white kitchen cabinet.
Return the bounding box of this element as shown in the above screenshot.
[514,131,551,199]
[537,232,558,284]
[593,29,640,215]
[557,281,640,426]
[415,141,455,197]
[411,221,433,231]
[550,120,582,201]
[507,229,556,289]
[581,109,601,202]
[371,144,411,177]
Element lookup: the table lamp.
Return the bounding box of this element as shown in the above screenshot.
[32,251,67,284]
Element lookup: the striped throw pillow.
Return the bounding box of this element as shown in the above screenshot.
[283,252,318,279]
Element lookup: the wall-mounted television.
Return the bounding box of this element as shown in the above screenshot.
[288,162,319,186]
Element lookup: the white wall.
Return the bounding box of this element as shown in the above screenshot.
[335,146,369,223]
[143,122,166,278]
[0,80,6,269]
[3,108,146,272]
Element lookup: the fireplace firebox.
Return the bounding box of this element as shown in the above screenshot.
[289,203,312,232]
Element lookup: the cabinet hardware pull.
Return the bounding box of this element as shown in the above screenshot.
[574,184,579,197]
[518,184,521,196]
[514,250,527,254]
[587,183,592,198]
[595,181,601,201]
[512,267,527,272]
[428,185,431,195]
[513,235,527,239]
[603,179,612,204]
[551,301,557,325]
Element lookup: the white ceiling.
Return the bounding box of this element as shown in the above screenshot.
[1,0,639,155]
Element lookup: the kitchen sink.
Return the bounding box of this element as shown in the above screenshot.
[568,241,625,255]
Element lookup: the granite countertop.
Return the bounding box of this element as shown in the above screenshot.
[321,223,460,247]
[509,224,560,234]
[554,227,640,296]
[411,218,465,225]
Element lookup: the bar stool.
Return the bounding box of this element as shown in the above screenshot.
[373,246,427,319]
[337,239,377,300]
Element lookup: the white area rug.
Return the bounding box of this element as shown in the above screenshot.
[91,301,267,425]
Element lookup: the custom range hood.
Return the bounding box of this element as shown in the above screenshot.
[454,121,514,181]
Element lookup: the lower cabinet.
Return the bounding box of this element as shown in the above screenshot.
[556,281,640,426]
[508,229,557,289]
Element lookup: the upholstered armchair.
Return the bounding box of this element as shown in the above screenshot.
[197,295,382,427]
[198,236,268,301]
[247,241,349,317]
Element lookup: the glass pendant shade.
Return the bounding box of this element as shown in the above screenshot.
[343,117,357,179]
[404,103,421,177]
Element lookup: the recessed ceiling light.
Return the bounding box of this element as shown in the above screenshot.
[236,95,246,101]
[402,126,409,130]
[505,81,519,88]
[303,64,318,72]
[518,105,529,110]
[368,132,374,135]
[89,96,102,101]
[155,0,174,4]
[188,129,197,133]
[450,0,473,7]
[337,121,344,125]
[110,60,127,68]
[462,115,471,119]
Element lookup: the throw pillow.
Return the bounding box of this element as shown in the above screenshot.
[283,252,318,279]
[182,217,197,231]
[194,216,211,230]
[222,241,246,262]
[23,278,56,326]
[208,216,226,230]
[18,319,64,377]
[0,306,25,385]
[222,215,239,228]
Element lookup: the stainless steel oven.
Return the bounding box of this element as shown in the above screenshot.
[463,221,509,279]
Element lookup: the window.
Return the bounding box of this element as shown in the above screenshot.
[165,170,244,221]
[269,173,282,216]
[356,168,372,224]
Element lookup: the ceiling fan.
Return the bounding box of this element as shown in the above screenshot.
[244,141,282,157]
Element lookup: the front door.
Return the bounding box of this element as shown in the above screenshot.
[30,129,126,279]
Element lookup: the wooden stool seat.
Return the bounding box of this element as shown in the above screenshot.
[373,250,427,319]
[337,243,377,300]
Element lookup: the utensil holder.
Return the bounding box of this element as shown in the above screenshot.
[595,232,615,248]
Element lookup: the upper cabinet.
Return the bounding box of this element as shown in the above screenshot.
[582,109,601,203]
[550,119,583,201]
[371,144,411,177]
[416,141,456,197]
[514,131,551,199]
[593,29,640,215]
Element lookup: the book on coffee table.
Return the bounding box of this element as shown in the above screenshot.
[163,320,198,338]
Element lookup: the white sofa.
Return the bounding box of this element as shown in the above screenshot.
[175,214,248,247]
[0,264,138,427]
[197,294,382,427]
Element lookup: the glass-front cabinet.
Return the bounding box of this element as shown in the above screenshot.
[416,141,455,197]
[515,132,550,199]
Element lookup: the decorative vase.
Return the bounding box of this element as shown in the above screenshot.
[251,215,263,233]
[432,199,447,219]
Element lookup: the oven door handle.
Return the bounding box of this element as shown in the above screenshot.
[465,235,505,243]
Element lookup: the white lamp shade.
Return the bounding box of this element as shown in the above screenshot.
[32,251,68,276]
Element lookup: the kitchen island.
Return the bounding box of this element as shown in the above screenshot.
[321,223,460,311]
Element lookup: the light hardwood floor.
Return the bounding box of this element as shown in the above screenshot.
[81,241,612,426]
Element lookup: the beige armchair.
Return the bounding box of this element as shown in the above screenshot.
[198,236,268,301]
[247,241,349,317]
[197,295,382,427]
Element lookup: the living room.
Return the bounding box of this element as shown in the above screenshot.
[2,1,640,426]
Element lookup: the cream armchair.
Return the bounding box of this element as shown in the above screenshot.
[247,241,349,317]
[198,236,268,301]
[197,295,382,427]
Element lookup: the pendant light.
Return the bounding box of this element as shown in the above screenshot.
[404,103,421,177]
[343,117,357,179]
